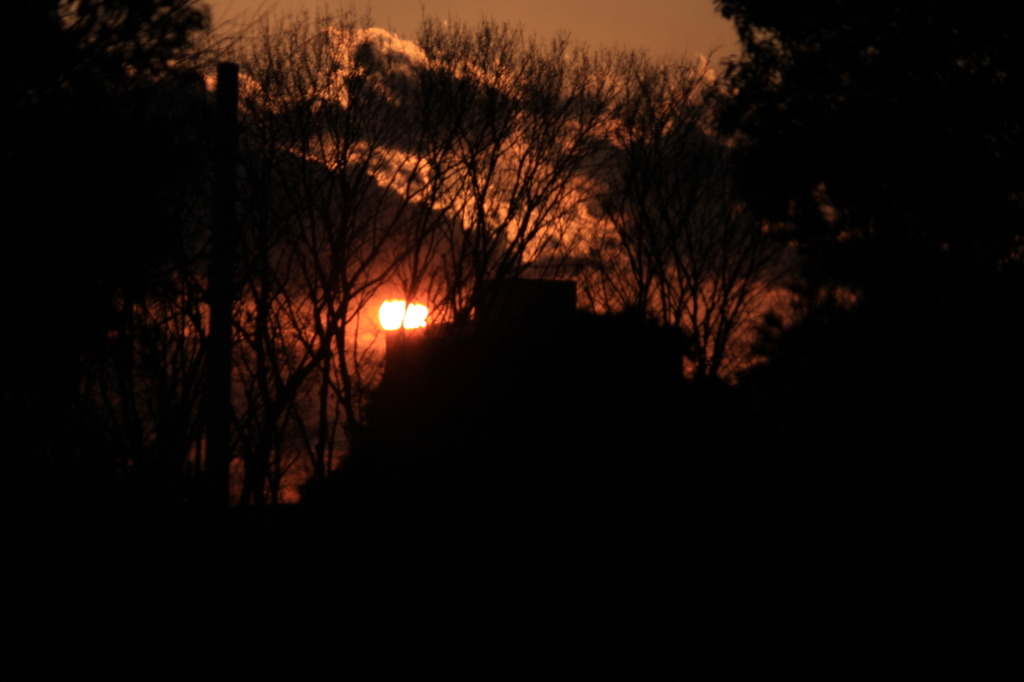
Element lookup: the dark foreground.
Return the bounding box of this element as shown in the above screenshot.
[8,477,1018,680]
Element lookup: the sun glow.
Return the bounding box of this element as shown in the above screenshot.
[378,300,429,330]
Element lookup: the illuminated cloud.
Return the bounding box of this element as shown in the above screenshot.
[325,26,427,107]
[350,27,427,76]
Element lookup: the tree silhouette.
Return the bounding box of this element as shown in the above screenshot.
[715,1,1023,299]
[411,19,615,327]
[4,1,208,100]
[714,1,1023,453]
[714,4,1024,674]
[577,51,791,381]
[226,14,473,501]
[715,0,1023,428]
[221,16,685,500]
[3,8,824,504]
[3,0,211,502]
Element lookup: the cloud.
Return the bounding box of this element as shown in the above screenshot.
[350,27,427,76]
[326,26,427,107]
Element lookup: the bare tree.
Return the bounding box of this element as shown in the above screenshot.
[104,14,793,505]
[229,13,451,501]
[409,20,615,327]
[578,53,791,381]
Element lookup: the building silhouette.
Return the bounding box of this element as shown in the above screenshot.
[330,278,686,517]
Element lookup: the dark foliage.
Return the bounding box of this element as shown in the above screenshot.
[715,2,1024,676]
[716,0,1023,297]
[2,1,210,500]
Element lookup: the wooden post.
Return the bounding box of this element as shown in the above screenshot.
[205,62,239,505]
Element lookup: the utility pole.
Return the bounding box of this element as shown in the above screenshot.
[204,62,239,505]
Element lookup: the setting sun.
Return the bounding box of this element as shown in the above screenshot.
[378,300,429,330]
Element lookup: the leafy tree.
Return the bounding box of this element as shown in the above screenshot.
[715,1,1023,299]
[715,1,1024,486]
[714,6,1024,674]
[715,0,1023,412]
[4,1,208,101]
[3,1,211,500]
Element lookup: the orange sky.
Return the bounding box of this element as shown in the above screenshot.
[206,0,740,64]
